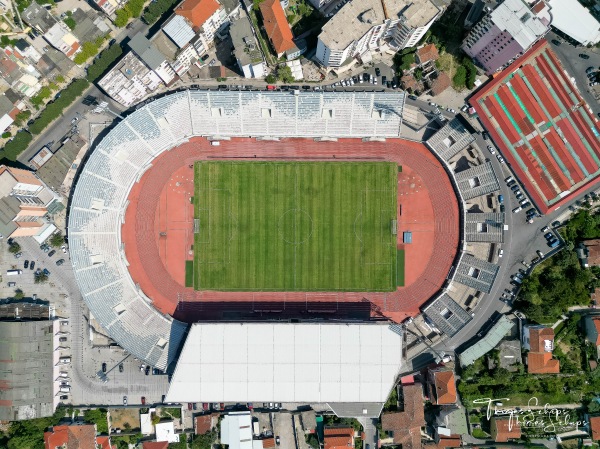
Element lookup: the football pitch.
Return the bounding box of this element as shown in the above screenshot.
[192,161,399,291]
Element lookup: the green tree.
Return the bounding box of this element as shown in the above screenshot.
[123,422,131,430]
[277,65,294,83]
[83,408,109,434]
[414,68,423,81]
[191,429,217,449]
[463,58,477,89]
[452,65,467,89]
[1,132,10,138]
[14,110,31,126]
[152,414,161,425]
[50,232,65,248]
[0,131,32,161]
[8,242,21,253]
[35,273,48,284]
[64,17,76,30]
[265,74,276,83]
[74,41,100,65]
[305,434,319,449]
[13,289,24,300]
[86,44,123,82]
[114,8,132,27]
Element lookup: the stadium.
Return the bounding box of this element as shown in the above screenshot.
[68,90,464,414]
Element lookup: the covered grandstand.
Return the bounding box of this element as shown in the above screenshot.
[67,90,406,370]
[165,322,403,417]
[470,40,600,213]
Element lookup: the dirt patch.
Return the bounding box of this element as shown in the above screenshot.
[110,409,141,431]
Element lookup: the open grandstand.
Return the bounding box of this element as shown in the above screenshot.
[470,40,600,213]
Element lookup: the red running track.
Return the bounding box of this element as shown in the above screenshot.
[122,137,460,324]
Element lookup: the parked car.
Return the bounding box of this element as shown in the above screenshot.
[276,436,280,445]
[496,154,505,163]
[48,250,56,257]
[142,397,146,405]
[24,260,29,269]
[56,259,65,266]
[580,53,590,59]
[375,67,381,76]
[203,403,209,411]
[498,249,504,258]
[119,363,124,372]
[512,206,522,213]
[551,39,561,46]
[544,232,554,240]
[123,396,128,406]
[487,145,495,154]
[102,363,107,373]
[30,261,35,270]
[43,268,50,276]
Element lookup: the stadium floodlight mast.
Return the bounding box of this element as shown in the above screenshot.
[93,101,124,120]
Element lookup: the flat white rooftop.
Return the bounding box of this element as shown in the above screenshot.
[166,323,402,404]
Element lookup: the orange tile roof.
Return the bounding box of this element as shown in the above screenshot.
[175,0,221,29]
[195,415,213,435]
[97,436,114,449]
[431,72,450,96]
[529,327,554,352]
[589,415,600,441]
[44,426,69,449]
[433,370,457,405]
[324,427,354,449]
[492,417,521,442]
[381,384,425,449]
[259,0,296,55]
[44,424,97,449]
[263,437,276,448]
[591,317,600,346]
[416,44,439,64]
[527,352,560,374]
[438,437,461,447]
[142,442,169,449]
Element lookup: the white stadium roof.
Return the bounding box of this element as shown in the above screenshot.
[547,0,600,45]
[165,323,402,406]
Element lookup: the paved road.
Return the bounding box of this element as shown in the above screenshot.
[547,32,600,116]
[15,19,149,166]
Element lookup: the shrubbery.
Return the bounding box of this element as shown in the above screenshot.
[1,131,32,161]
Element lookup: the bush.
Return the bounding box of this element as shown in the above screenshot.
[1,131,32,161]
[34,273,48,283]
[2,132,10,138]
[13,289,24,300]
[142,0,179,25]
[87,44,123,82]
[31,86,53,107]
[265,74,276,83]
[8,242,21,253]
[28,79,89,135]
[464,59,477,89]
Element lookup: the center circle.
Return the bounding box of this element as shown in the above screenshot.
[279,209,313,244]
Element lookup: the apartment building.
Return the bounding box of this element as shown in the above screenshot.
[0,165,59,239]
[462,0,551,74]
[173,0,227,50]
[44,22,81,59]
[315,0,440,70]
[230,15,266,78]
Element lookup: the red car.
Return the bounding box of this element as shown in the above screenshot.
[220,403,224,411]
[188,403,193,410]
[202,403,209,411]
[141,396,146,405]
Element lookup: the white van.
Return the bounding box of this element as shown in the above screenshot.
[59,386,71,392]
[6,269,22,276]
[59,357,71,364]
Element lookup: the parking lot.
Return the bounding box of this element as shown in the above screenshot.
[273,412,296,449]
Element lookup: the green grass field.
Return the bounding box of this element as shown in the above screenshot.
[192,161,398,291]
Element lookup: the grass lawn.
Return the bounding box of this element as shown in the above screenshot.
[185,260,194,287]
[193,161,398,291]
[396,250,405,287]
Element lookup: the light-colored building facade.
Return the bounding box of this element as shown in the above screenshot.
[44,22,81,59]
[98,51,165,107]
[462,0,551,74]
[315,0,441,70]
